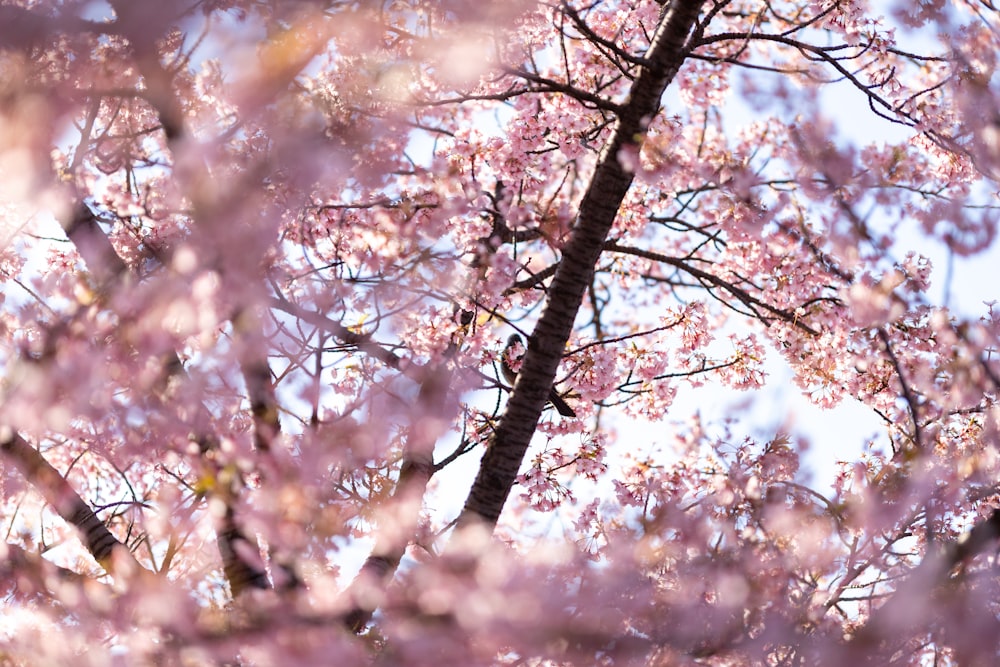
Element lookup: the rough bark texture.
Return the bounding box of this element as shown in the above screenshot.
[0,429,138,571]
[457,0,708,529]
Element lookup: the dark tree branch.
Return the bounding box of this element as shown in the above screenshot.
[877,327,923,450]
[834,508,1000,665]
[605,240,823,335]
[0,429,139,573]
[455,0,709,531]
[61,204,131,293]
[501,66,626,112]
[59,199,273,597]
[341,364,444,633]
[267,293,404,371]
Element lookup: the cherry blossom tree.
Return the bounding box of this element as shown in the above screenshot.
[1,0,999,664]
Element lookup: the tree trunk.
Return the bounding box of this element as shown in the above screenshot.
[456,0,708,530]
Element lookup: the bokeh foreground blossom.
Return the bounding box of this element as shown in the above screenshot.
[1,1,1000,665]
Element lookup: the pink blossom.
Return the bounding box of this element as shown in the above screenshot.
[0,1,999,664]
